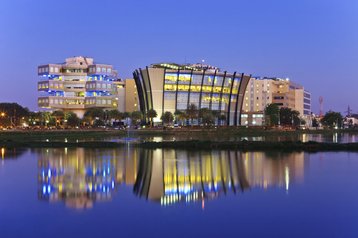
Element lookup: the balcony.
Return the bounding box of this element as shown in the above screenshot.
[38,81,65,91]
[38,96,86,109]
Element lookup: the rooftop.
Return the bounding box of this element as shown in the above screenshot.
[150,62,221,72]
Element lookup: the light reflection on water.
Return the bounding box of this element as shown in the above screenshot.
[36,132,358,144]
[30,147,307,209]
[1,147,358,237]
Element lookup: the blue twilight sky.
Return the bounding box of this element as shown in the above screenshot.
[0,0,357,113]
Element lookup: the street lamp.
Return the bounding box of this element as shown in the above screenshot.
[0,112,5,117]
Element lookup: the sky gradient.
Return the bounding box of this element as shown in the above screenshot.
[0,0,357,114]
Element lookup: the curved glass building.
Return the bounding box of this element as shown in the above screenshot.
[133,63,251,125]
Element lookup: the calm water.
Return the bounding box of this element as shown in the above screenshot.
[42,132,358,144]
[0,147,358,238]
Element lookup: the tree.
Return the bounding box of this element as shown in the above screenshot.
[312,117,319,128]
[279,107,300,127]
[174,110,187,126]
[146,109,157,127]
[0,103,30,126]
[321,111,343,129]
[186,103,198,126]
[84,108,105,125]
[218,114,227,126]
[52,110,65,126]
[123,112,131,126]
[41,112,56,127]
[131,111,143,126]
[264,103,279,126]
[161,111,174,125]
[199,108,215,126]
[106,109,124,126]
[65,112,80,127]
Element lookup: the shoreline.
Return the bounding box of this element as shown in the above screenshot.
[1,128,358,152]
[1,140,358,152]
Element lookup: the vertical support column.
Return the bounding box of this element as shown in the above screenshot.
[209,70,218,110]
[234,73,245,126]
[133,69,147,116]
[145,66,154,110]
[226,72,237,126]
[186,69,194,110]
[174,69,180,112]
[198,70,206,110]
[218,71,227,114]
[139,69,149,115]
[162,68,166,116]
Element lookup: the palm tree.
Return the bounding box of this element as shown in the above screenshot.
[107,109,123,126]
[186,103,198,126]
[123,112,130,127]
[146,109,157,127]
[174,110,187,126]
[218,114,227,126]
[161,111,174,125]
[131,111,143,126]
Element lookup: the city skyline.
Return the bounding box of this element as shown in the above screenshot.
[0,0,357,114]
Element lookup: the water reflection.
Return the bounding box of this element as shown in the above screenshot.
[134,150,307,206]
[0,147,27,160]
[35,148,307,208]
[36,148,138,209]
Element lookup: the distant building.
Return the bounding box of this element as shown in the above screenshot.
[116,79,139,113]
[241,77,312,126]
[37,56,120,118]
[133,63,251,125]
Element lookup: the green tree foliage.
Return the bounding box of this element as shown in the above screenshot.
[52,110,65,125]
[321,111,343,128]
[312,118,319,128]
[186,103,198,125]
[279,107,300,127]
[199,108,215,126]
[161,111,174,125]
[84,108,105,125]
[264,103,279,126]
[0,103,30,126]
[107,109,123,120]
[131,111,143,125]
[174,110,187,126]
[65,112,80,127]
[146,109,157,127]
[42,112,56,126]
[218,114,227,126]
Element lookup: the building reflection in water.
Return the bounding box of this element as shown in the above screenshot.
[36,147,138,209]
[134,150,307,206]
[36,147,307,208]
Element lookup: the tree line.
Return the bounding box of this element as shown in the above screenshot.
[0,102,346,129]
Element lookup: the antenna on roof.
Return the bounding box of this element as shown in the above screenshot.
[319,96,323,117]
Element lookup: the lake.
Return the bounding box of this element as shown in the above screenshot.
[0,147,358,238]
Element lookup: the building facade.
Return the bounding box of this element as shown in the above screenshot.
[241,77,312,126]
[38,56,119,118]
[133,63,251,126]
[115,79,139,113]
